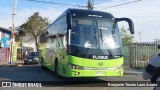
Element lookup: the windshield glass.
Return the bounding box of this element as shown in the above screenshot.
[98,20,121,49]
[28,52,38,57]
[71,19,97,48]
[69,19,122,58]
[71,19,121,49]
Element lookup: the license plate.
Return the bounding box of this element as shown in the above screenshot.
[28,60,32,61]
[96,71,105,75]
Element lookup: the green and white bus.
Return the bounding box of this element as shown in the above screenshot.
[39,8,134,77]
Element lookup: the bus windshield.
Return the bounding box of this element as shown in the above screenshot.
[70,18,122,58]
[98,20,121,49]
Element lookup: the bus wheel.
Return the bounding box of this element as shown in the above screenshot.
[41,56,44,69]
[54,60,59,76]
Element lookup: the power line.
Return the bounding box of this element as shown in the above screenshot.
[24,0,86,8]
[97,0,143,10]
[94,1,109,5]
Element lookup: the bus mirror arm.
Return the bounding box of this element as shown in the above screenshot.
[45,31,50,39]
[45,31,49,35]
[45,34,57,39]
[115,18,135,34]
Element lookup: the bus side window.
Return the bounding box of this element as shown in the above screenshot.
[63,35,67,49]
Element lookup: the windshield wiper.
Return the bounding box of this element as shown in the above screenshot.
[99,27,114,59]
[107,48,115,59]
[99,27,103,45]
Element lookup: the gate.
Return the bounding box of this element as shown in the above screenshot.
[0,48,10,64]
[123,42,160,68]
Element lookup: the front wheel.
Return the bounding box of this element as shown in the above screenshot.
[54,60,62,78]
[24,61,28,65]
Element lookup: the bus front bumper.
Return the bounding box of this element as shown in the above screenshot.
[66,69,123,77]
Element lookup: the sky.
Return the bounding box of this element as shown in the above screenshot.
[0,0,160,42]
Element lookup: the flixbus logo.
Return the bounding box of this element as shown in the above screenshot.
[92,55,108,59]
[97,62,103,66]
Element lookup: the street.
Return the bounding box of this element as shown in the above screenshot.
[0,65,154,90]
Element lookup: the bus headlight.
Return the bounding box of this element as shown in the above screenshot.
[68,64,83,70]
[34,57,38,61]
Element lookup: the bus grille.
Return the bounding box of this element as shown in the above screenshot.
[83,67,121,70]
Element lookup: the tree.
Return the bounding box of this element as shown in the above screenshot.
[16,24,27,42]
[154,38,160,42]
[120,26,134,45]
[15,24,26,47]
[22,12,49,51]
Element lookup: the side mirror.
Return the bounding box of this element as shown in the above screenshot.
[50,34,64,39]
[45,31,49,35]
[67,12,72,29]
[115,18,134,34]
[45,31,49,38]
[50,34,57,38]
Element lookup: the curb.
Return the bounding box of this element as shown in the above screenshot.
[17,64,23,67]
[124,68,143,76]
[124,72,142,76]
[0,64,17,67]
[0,63,24,67]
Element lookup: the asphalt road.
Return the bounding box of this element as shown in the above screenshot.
[0,65,155,90]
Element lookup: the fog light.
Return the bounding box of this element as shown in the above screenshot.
[75,72,80,75]
[73,66,76,69]
[117,71,121,75]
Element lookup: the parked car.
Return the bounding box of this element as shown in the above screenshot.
[24,52,39,65]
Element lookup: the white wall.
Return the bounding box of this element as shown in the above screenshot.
[22,35,36,52]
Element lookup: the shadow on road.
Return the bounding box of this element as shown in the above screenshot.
[0,65,108,87]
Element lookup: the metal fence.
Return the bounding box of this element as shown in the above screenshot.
[123,42,160,68]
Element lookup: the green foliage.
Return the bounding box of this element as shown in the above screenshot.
[121,26,134,45]
[19,23,27,37]
[22,12,49,51]
[15,24,27,43]
[154,38,160,42]
[23,12,49,37]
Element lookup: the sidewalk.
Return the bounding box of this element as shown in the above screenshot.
[0,60,24,67]
[124,66,143,76]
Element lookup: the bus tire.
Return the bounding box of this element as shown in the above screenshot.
[24,62,27,65]
[41,56,45,69]
[54,59,60,77]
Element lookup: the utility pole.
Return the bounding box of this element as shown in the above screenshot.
[138,32,142,43]
[10,0,17,65]
[87,0,94,10]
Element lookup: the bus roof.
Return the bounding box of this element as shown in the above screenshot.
[66,8,114,20]
[43,8,114,35]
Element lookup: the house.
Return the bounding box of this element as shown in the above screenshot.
[0,26,37,64]
[15,27,36,60]
[0,27,11,64]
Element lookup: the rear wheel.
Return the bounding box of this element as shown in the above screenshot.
[54,60,58,74]
[41,56,45,69]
